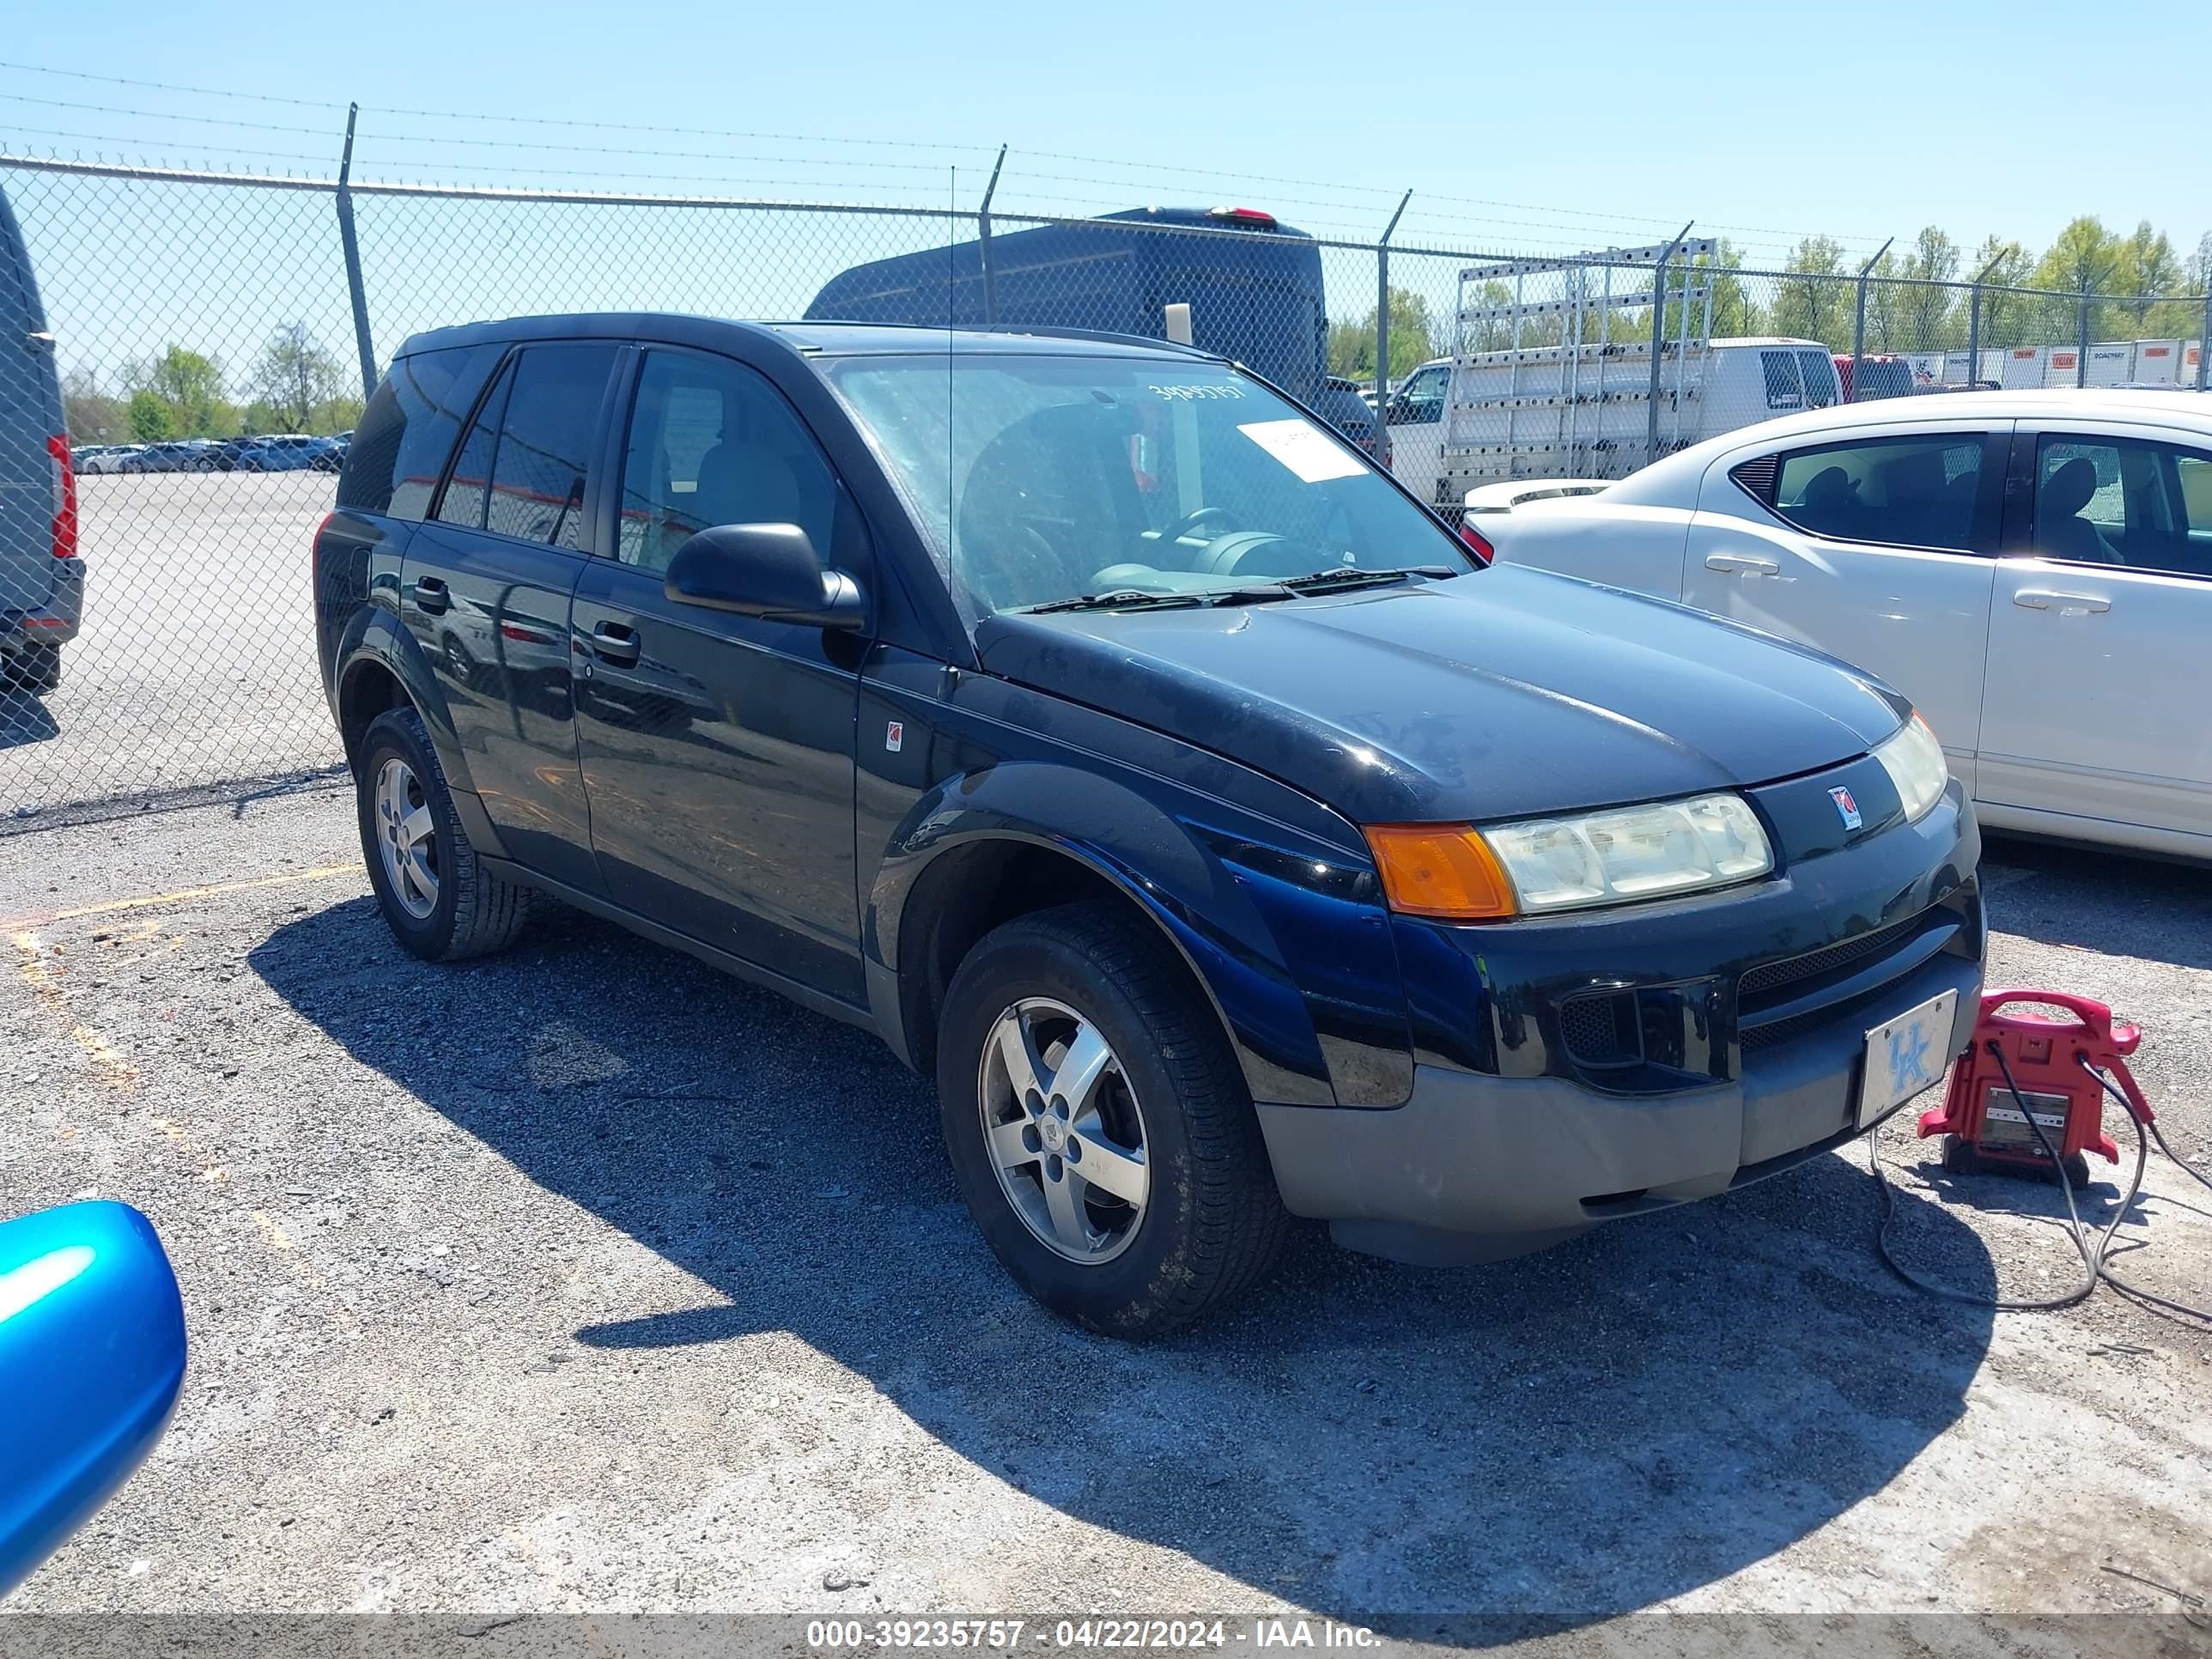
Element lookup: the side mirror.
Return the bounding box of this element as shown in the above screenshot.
[665,523,866,631]
[0,1202,187,1597]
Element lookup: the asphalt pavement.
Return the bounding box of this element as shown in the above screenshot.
[3,789,2209,1644]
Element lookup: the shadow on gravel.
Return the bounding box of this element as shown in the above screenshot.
[1981,833,2212,972]
[252,897,1996,1638]
[0,690,60,750]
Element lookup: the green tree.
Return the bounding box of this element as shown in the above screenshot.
[1863,248,1903,352]
[1326,286,1440,383]
[246,323,350,432]
[122,345,231,437]
[127,389,177,442]
[1897,227,1961,353]
[2186,230,2212,292]
[2108,221,2186,336]
[62,367,127,444]
[2029,216,2124,339]
[1968,236,2033,349]
[1654,240,1760,340]
[1771,236,1850,347]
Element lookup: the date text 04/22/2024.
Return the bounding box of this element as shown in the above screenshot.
[803,1619,1383,1650]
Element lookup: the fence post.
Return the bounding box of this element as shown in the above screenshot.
[1965,251,2005,388]
[1850,239,1893,402]
[2075,270,2094,389]
[2198,285,2210,392]
[1646,221,1692,462]
[1374,190,1411,406]
[334,104,378,400]
[976,143,1006,327]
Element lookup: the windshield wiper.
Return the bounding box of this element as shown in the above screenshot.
[1274,564,1462,595]
[1018,585,1295,616]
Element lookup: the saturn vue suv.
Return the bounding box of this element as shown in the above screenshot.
[313,314,1984,1335]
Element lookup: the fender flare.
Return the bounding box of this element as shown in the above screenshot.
[331,607,507,861]
[863,761,1349,1109]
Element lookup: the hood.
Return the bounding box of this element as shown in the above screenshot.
[972,566,1909,825]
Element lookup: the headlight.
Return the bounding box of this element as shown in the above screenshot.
[1872,713,1948,823]
[1365,792,1773,920]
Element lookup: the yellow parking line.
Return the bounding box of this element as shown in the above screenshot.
[10,929,137,1089]
[1,863,357,930]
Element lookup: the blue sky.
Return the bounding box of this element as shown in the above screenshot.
[7,0,2208,387]
[7,0,2207,264]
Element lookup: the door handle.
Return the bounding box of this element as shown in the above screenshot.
[1704,553,1780,575]
[2012,589,2110,613]
[410,576,450,615]
[589,623,641,665]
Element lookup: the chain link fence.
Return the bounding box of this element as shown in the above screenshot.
[2,153,2207,827]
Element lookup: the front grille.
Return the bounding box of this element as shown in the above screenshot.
[1739,911,1928,1006]
[1738,909,1949,1054]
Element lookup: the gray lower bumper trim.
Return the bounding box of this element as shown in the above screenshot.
[1257,952,1980,1259]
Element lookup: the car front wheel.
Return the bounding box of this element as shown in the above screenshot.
[937,902,1289,1337]
[354,705,533,961]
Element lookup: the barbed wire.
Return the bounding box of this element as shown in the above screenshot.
[0,60,1896,255]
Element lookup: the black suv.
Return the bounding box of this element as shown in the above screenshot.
[316,315,1984,1335]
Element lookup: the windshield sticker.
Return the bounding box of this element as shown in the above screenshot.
[1146,383,1247,401]
[1237,418,1370,483]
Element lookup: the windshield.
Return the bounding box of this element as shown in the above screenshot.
[828,355,1473,616]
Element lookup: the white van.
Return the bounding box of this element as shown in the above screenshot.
[1386,336,1844,515]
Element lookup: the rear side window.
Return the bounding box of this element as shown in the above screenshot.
[485,345,618,550]
[337,344,494,519]
[1796,350,1839,409]
[433,360,511,531]
[1761,434,1989,552]
[1759,350,1806,410]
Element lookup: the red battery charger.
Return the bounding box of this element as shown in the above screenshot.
[1917,989,2154,1188]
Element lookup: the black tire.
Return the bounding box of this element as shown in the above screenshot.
[354,705,532,962]
[3,643,60,693]
[937,902,1289,1338]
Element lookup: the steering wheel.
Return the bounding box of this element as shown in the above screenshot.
[1156,505,1241,544]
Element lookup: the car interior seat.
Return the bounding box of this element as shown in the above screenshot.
[1796,465,1862,537]
[2036,457,2122,564]
[954,401,1141,611]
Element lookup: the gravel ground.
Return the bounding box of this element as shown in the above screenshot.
[2,789,2209,1644]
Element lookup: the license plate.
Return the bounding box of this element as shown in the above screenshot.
[1856,989,1960,1130]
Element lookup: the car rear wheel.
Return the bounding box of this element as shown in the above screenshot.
[937,902,1289,1337]
[2,644,59,694]
[354,706,532,961]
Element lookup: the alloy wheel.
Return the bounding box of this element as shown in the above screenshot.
[373,756,441,920]
[977,997,1151,1263]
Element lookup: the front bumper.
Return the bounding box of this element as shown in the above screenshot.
[1259,944,1980,1263]
[1256,755,1985,1263]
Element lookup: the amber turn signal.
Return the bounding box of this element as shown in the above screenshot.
[1363,824,1517,920]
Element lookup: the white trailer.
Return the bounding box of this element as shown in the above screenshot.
[1999,345,2050,388]
[2131,339,2185,384]
[1941,348,2005,385]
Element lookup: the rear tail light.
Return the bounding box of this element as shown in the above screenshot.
[1206,206,1278,228]
[47,434,78,559]
[1457,520,1494,565]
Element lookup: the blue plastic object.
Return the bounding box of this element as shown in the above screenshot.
[0,1201,186,1597]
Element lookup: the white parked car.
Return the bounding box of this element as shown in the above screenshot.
[76,442,142,474]
[1474,389,2212,861]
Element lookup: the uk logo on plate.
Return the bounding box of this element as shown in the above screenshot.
[1829,785,1863,831]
